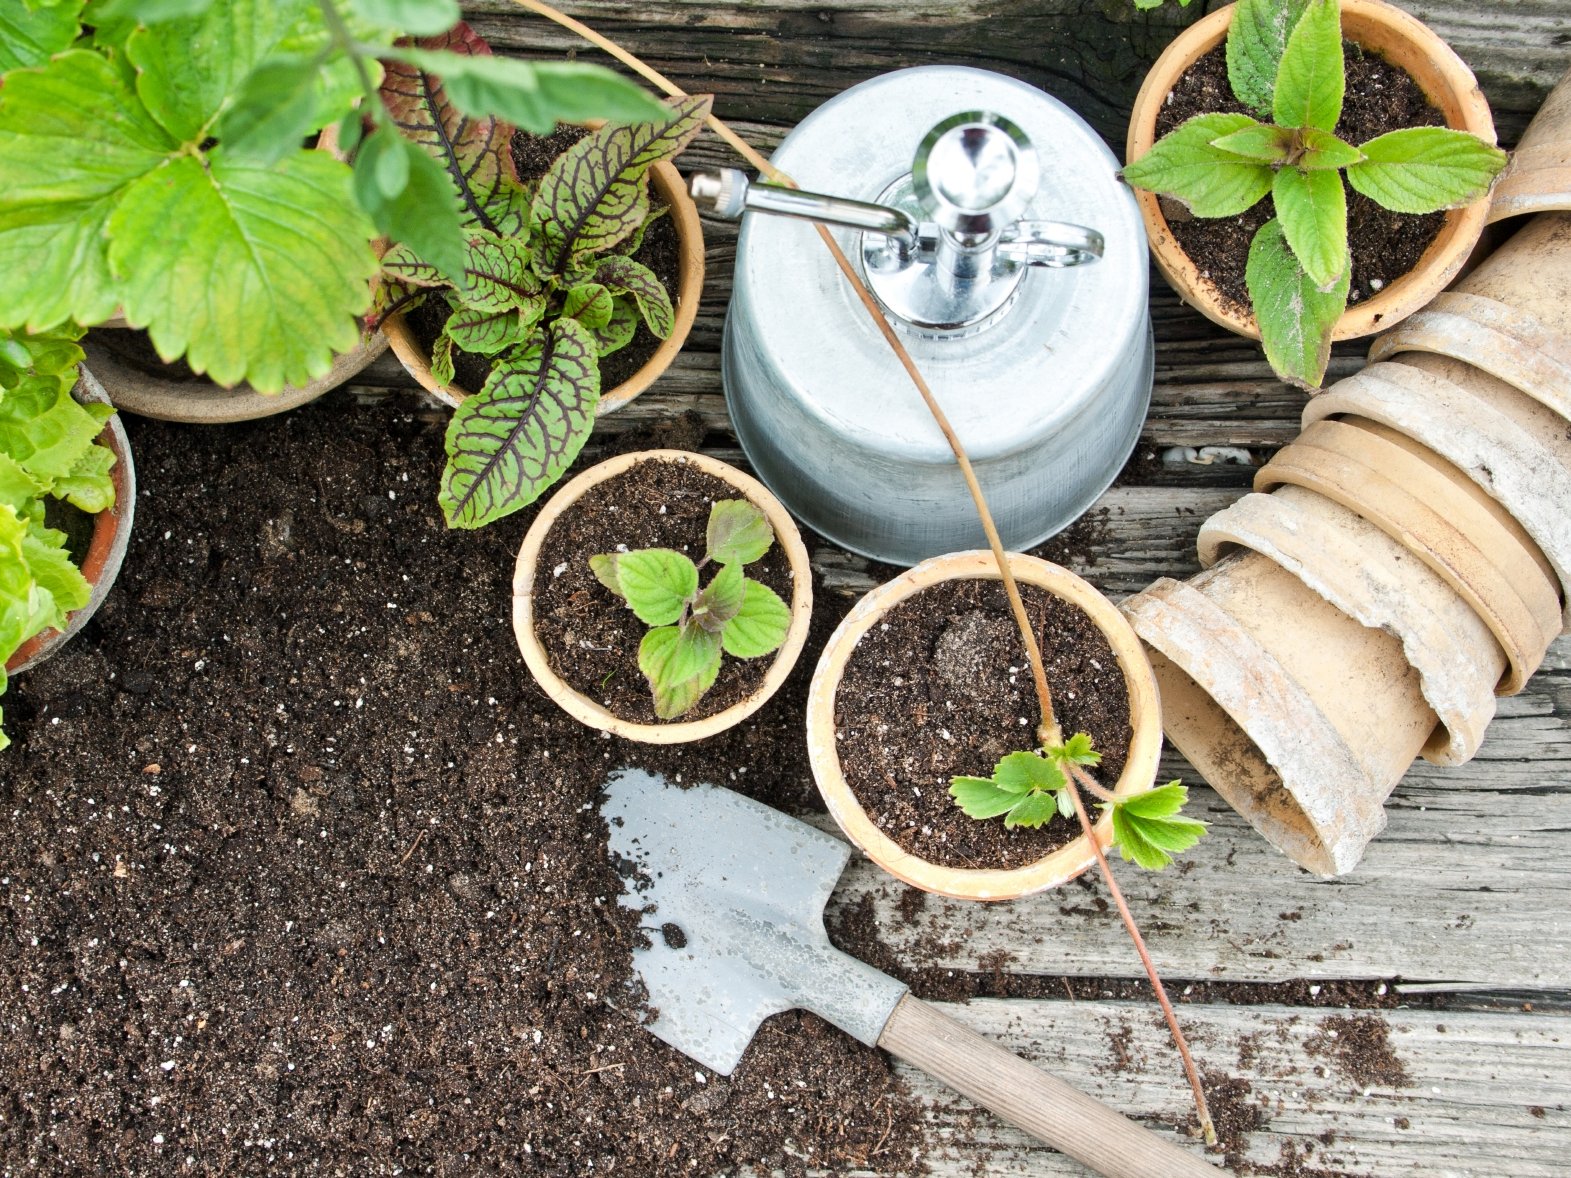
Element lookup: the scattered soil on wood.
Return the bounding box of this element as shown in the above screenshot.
[404,126,679,397]
[1305,1014,1411,1089]
[0,393,922,1175]
[833,579,1132,871]
[1193,1067,1268,1167]
[1151,42,1447,318]
[529,456,797,724]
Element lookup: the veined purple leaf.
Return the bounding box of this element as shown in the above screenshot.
[439,318,600,528]
[532,93,711,276]
[379,243,449,288]
[452,235,541,312]
[446,300,544,356]
[582,299,637,357]
[378,22,523,236]
[593,254,674,338]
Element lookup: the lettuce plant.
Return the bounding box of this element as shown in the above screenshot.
[0,324,117,750]
[1122,0,1506,388]
[950,733,1207,869]
[589,500,792,720]
[369,28,710,529]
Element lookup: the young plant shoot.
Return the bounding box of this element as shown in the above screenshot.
[367,26,711,530]
[1122,0,1506,388]
[589,499,791,720]
[949,733,1207,869]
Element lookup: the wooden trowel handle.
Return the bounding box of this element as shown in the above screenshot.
[877,995,1219,1177]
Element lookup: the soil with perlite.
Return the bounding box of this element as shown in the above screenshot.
[1151,42,1448,320]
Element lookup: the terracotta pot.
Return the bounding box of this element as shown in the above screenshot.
[1369,215,1571,421]
[1197,484,1501,765]
[1307,355,1571,622]
[5,368,135,674]
[382,160,704,413]
[512,449,811,744]
[1487,67,1571,223]
[1254,417,1560,692]
[806,552,1163,902]
[1125,0,1496,343]
[1123,551,1436,876]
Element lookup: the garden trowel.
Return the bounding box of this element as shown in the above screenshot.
[602,769,1217,1178]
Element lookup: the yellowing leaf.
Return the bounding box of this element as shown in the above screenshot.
[705,498,773,567]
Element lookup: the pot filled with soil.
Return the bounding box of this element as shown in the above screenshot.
[1124,0,1500,384]
[806,552,1163,901]
[513,449,812,743]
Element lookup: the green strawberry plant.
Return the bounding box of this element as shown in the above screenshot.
[589,499,792,720]
[0,323,117,750]
[1122,0,1506,389]
[949,732,1207,869]
[0,0,661,393]
[368,29,711,530]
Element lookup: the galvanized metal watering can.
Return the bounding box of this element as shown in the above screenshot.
[690,66,1152,566]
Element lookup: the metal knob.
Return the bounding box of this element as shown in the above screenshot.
[912,112,1039,240]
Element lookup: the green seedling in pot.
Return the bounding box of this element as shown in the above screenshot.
[0,323,117,751]
[1121,0,1506,389]
[949,732,1207,869]
[590,499,791,720]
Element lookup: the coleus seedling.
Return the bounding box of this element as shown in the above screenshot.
[370,27,712,530]
[589,499,792,720]
[1122,0,1506,389]
[949,733,1207,869]
[0,323,117,751]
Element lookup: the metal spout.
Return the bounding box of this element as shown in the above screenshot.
[690,169,918,260]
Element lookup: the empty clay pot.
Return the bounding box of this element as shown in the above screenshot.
[1488,67,1571,223]
[806,552,1163,901]
[1254,417,1561,692]
[1123,551,1437,876]
[1197,485,1502,765]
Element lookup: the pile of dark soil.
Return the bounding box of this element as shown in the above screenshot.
[0,393,921,1174]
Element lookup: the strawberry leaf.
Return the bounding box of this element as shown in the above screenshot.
[994,750,1066,795]
[1054,731,1101,767]
[1107,783,1207,869]
[1004,789,1061,830]
[0,1,83,71]
[949,777,1022,820]
[353,123,468,283]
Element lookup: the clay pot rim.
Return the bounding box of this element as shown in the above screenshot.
[381,159,704,414]
[805,551,1164,902]
[5,367,136,675]
[512,449,813,745]
[1125,0,1497,344]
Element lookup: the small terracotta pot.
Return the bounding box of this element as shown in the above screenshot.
[1369,214,1571,422]
[512,449,811,744]
[806,552,1163,902]
[1307,355,1571,623]
[1123,551,1436,876]
[382,160,704,413]
[1254,417,1561,692]
[5,368,136,674]
[1487,67,1571,224]
[1125,0,1497,343]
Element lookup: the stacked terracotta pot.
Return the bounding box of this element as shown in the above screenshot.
[1122,71,1571,876]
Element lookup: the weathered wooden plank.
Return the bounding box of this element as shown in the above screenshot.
[884,997,1571,1177]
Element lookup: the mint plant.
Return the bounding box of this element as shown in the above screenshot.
[0,323,117,750]
[589,499,791,720]
[950,733,1207,869]
[1122,0,1506,389]
[367,29,710,529]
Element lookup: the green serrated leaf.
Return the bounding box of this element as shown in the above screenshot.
[20,530,91,615]
[439,317,600,528]
[693,562,744,632]
[720,579,790,659]
[1297,128,1364,170]
[994,750,1066,795]
[1273,0,1342,132]
[109,150,378,393]
[1272,165,1346,288]
[1245,217,1349,390]
[1208,119,1293,163]
[583,299,638,358]
[354,123,468,283]
[1055,732,1101,767]
[705,498,773,567]
[216,54,325,166]
[445,302,541,357]
[349,0,459,35]
[1225,0,1309,114]
[1122,113,1274,218]
[563,284,614,331]
[1347,127,1508,214]
[1109,784,1207,869]
[1003,789,1061,830]
[640,619,723,719]
[454,235,541,312]
[592,254,674,338]
[599,549,696,627]
[647,643,721,719]
[948,776,1022,820]
[0,0,82,71]
[1111,805,1171,869]
[532,94,711,275]
[53,438,115,513]
[1118,781,1191,820]
[0,371,111,486]
[88,0,216,22]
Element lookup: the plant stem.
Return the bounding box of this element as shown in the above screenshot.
[1066,762,1217,1147]
[316,0,384,118]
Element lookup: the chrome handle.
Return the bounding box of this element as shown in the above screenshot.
[996,221,1105,268]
